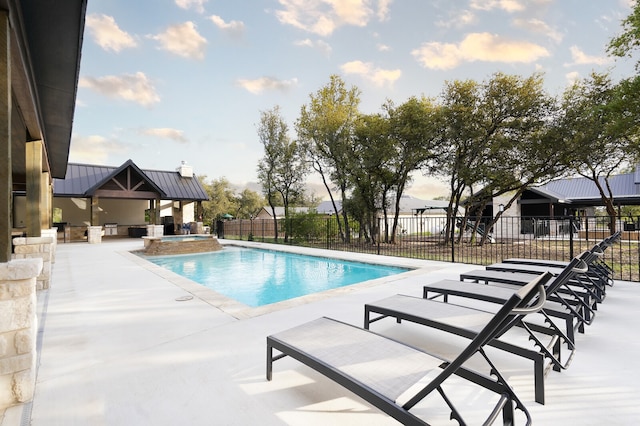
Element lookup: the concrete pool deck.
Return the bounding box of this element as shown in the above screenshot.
[2,239,640,425]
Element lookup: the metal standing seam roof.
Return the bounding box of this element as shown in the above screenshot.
[532,171,640,204]
[53,162,209,201]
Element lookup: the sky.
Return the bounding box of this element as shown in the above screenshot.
[71,0,636,201]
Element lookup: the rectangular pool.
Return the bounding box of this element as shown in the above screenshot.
[143,246,411,307]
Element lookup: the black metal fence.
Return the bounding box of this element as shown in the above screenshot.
[219,215,640,282]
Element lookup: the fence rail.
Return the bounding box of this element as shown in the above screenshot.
[219,215,640,282]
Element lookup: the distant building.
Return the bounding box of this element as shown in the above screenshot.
[16,160,209,239]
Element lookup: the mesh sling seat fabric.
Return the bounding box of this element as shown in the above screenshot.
[267,273,549,426]
[364,273,558,405]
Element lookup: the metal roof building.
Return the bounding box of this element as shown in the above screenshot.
[525,169,640,207]
[53,160,209,201]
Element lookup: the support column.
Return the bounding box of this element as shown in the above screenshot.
[40,171,50,229]
[0,11,10,263]
[0,258,42,411]
[154,197,160,225]
[25,141,42,238]
[91,196,99,225]
[174,201,184,233]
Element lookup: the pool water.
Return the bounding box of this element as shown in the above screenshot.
[145,246,410,307]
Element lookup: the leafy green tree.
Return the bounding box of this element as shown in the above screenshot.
[385,97,441,243]
[349,112,395,243]
[467,73,564,243]
[432,73,562,244]
[296,74,361,243]
[608,1,640,69]
[199,176,238,225]
[257,106,307,242]
[559,73,639,232]
[235,188,265,219]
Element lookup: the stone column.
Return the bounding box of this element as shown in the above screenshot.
[87,226,103,244]
[146,225,164,237]
[0,258,42,412]
[11,236,54,290]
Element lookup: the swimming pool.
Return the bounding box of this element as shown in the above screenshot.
[144,246,410,307]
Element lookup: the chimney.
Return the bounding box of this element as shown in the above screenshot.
[177,160,193,178]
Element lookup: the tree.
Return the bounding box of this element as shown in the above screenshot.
[385,97,441,243]
[257,106,307,242]
[199,176,238,225]
[465,73,565,244]
[235,188,265,219]
[432,73,563,245]
[608,1,640,69]
[431,78,486,244]
[296,75,361,243]
[559,73,638,232]
[349,112,395,243]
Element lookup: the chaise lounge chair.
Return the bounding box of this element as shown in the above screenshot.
[364,273,558,404]
[501,232,620,288]
[267,273,549,425]
[423,254,589,346]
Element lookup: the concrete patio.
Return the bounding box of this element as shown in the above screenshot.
[2,239,639,425]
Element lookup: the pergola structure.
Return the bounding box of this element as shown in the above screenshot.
[51,160,209,239]
[0,0,86,262]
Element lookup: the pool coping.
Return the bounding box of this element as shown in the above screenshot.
[121,239,455,319]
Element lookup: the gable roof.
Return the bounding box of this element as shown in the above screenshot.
[530,169,640,205]
[257,206,309,218]
[53,160,209,201]
[398,195,449,213]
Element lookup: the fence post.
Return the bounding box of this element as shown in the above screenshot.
[569,215,574,259]
[450,215,456,263]
[377,217,381,255]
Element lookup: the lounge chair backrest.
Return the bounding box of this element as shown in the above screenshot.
[403,271,552,409]
[543,252,588,296]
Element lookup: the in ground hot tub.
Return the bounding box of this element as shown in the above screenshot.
[142,234,223,255]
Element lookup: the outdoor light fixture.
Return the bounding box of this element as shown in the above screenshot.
[499,204,504,212]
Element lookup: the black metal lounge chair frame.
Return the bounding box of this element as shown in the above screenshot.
[425,254,589,342]
[267,274,550,426]
[364,275,558,405]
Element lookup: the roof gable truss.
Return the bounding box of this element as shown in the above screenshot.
[91,165,164,199]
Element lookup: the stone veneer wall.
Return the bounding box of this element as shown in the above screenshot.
[87,226,103,244]
[11,236,54,291]
[143,237,223,256]
[146,225,164,238]
[0,258,42,412]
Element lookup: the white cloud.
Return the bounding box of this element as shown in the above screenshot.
[294,38,332,56]
[436,10,476,28]
[513,18,563,43]
[79,72,161,107]
[340,60,401,87]
[377,43,390,52]
[69,135,127,164]
[411,32,550,70]
[236,77,299,94]
[209,15,245,39]
[377,0,393,21]
[150,21,207,60]
[141,128,188,144]
[274,0,374,36]
[175,0,208,14]
[565,71,581,85]
[470,0,525,12]
[86,14,137,52]
[566,46,610,66]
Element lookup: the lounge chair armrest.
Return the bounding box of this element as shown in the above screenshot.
[512,284,546,314]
